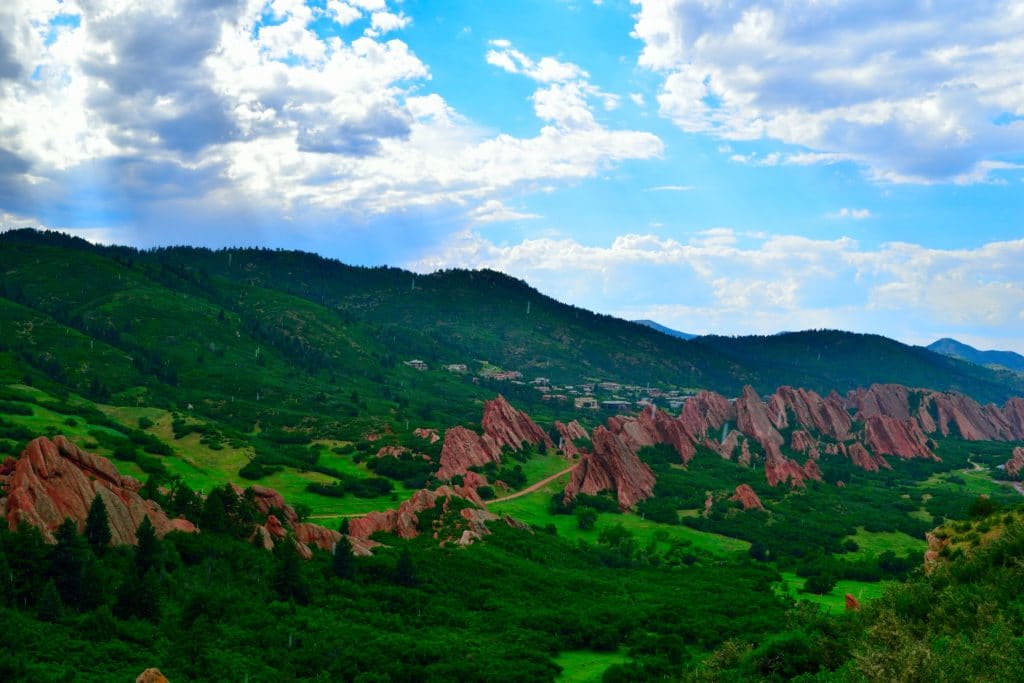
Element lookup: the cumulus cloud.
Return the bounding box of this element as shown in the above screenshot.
[631,0,1024,184]
[0,2,661,235]
[827,208,873,220]
[412,229,1024,352]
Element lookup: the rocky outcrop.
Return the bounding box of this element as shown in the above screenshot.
[1005,446,1024,480]
[437,427,501,480]
[770,386,852,439]
[482,395,554,452]
[730,484,764,511]
[0,436,197,544]
[736,386,785,453]
[555,420,589,457]
[846,442,891,472]
[563,426,656,509]
[413,427,440,443]
[678,390,735,439]
[609,405,696,464]
[348,484,484,542]
[437,396,552,479]
[865,416,935,460]
[136,669,169,683]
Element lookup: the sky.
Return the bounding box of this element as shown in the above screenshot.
[1,0,1023,352]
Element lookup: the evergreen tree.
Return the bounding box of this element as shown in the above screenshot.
[272,538,309,603]
[395,547,417,587]
[49,518,88,608]
[0,548,11,607]
[332,534,355,580]
[135,516,159,576]
[36,578,62,622]
[85,493,112,554]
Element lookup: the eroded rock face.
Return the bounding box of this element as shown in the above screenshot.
[729,484,764,511]
[436,427,501,480]
[348,484,485,543]
[865,416,935,460]
[0,436,196,544]
[611,405,697,464]
[678,390,735,439]
[771,386,852,439]
[413,427,440,443]
[846,442,891,472]
[563,426,655,509]
[437,396,552,479]
[1005,446,1024,480]
[555,420,589,458]
[482,395,554,452]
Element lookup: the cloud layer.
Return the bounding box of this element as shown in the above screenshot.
[413,229,1024,352]
[632,0,1024,183]
[0,0,660,231]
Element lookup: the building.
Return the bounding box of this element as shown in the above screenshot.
[574,396,599,410]
[601,400,632,412]
[444,363,468,373]
[403,359,428,371]
[598,381,621,392]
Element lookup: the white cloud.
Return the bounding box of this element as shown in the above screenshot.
[826,208,873,220]
[0,2,662,231]
[632,0,1024,184]
[412,229,1024,352]
[468,199,541,225]
[646,185,694,192]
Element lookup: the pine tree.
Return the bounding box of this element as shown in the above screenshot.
[36,578,63,622]
[135,516,159,575]
[395,547,417,587]
[85,493,112,554]
[50,518,87,608]
[332,534,355,580]
[0,548,11,607]
[272,538,309,603]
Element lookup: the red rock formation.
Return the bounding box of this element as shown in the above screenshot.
[735,386,785,453]
[136,669,169,683]
[482,395,554,452]
[609,405,696,463]
[771,386,852,439]
[437,396,552,479]
[0,436,196,544]
[1003,398,1024,439]
[730,484,765,511]
[845,594,860,611]
[563,426,656,509]
[376,445,408,458]
[348,484,484,541]
[678,390,735,439]
[763,446,812,487]
[555,420,589,457]
[1005,446,1024,480]
[846,442,891,472]
[865,416,935,460]
[790,430,818,457]
[244,484,299,526]
[436,427,501,479]
[704,492,714,516]
[849,384,913,421]
[413,427,440,443]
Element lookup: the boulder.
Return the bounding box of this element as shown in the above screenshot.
[844,594,860,612]
[136,669,169,683]
[1,436,196,544]
[412,427,440,443]
[730,484,765,511]
[1005,446,1024,480]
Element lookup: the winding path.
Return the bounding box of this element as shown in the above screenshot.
[485,464,578,505]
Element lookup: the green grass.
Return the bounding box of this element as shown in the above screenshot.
[488,474,750,557]
[555,650,630,683]
[840,527,926,559]
[777,571,891,613]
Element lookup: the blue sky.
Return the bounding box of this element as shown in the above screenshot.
[2,0,1023,352]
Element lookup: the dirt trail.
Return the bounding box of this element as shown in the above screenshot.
[485,464,577,505]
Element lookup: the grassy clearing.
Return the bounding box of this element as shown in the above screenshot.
[555,650,630,683]
[488,474,750,557]
[777,571,890,613]
[840,527,926,559]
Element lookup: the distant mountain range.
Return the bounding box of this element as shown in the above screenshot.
[632,319,697,340]
[928,338,1024,373]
